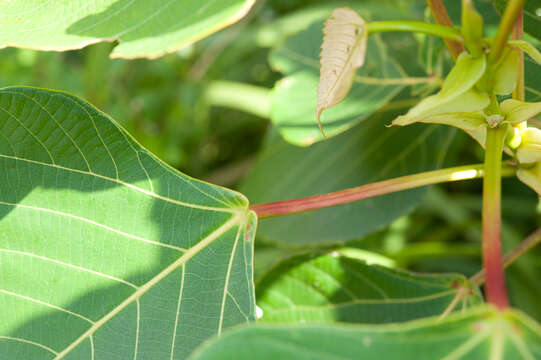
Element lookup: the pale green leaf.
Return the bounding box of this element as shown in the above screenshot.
[517,162,541,196]
[516,128,541,163]
[190,307,541,360]
[501,99,541,124]
[392,52,488,126]
[461,0,484,56]
[493,48,519,95]
[256,252,482,324]
[509,40,541,66]
[0,0,255,59]
[317,8,367,134]
[0,87,256,359]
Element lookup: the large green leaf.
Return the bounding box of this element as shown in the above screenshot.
[241,94,456,246]
[0,87,256,359]
[256,251,482,324]
[492,0,541,41]
[270,19,404,146]
[190,306,541,359]
[0,0,255,59]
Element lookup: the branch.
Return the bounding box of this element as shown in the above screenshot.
[427,0,466,59]
[251,163,516,219]
[489,0,526,63]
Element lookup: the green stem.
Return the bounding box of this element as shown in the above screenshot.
[204,81,271,119]
[251,163,516,219]
[367,21,463,41]
[512,9,525,102]
[489,0,525,63]
[482,126,509,309]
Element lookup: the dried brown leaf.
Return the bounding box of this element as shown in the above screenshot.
[317,8,367,135]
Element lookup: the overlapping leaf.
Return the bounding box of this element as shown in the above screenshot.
[0,0,255,59]
[191,307,541,359]
[256,252,482,324]
[0,87,256,359]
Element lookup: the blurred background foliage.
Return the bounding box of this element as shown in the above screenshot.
[3,0,541,320]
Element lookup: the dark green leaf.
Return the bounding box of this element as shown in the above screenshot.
[256,251,482,323]
[190,307,541,360]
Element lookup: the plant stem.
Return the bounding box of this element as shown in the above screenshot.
[512,9,525,102]
[482,126,509,309]
[512,9,527,133]
[426,0,465,59]
[489,0,525,63]
[204,81,271,119]
[367,21,463,41]
[470,227,541,286]
[251,163,516,219]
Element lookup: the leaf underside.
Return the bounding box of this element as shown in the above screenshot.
[0,87,256,359]
[0,0,255,59]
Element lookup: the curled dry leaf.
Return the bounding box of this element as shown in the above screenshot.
[317,8,367,136]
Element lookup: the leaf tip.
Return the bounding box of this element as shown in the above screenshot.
[317,108,327,137]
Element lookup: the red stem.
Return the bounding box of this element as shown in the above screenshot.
[427,0,465,59]
[482,127,509,309]
[251,164,508,219]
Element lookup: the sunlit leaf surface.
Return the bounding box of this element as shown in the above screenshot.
[0,87,256,359]
[0,0,255,59]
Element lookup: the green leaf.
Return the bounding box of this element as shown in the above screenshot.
[0,0,255,59]
[492,0,541,41]
[241,94,456,246]
[256,252,482,324]
[190,307,541,360]
[270,20,404,146]
[0,87,256,359]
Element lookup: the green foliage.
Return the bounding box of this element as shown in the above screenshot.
[2,0,541,359]
[0,87,256,358]
[242,94,456,245]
